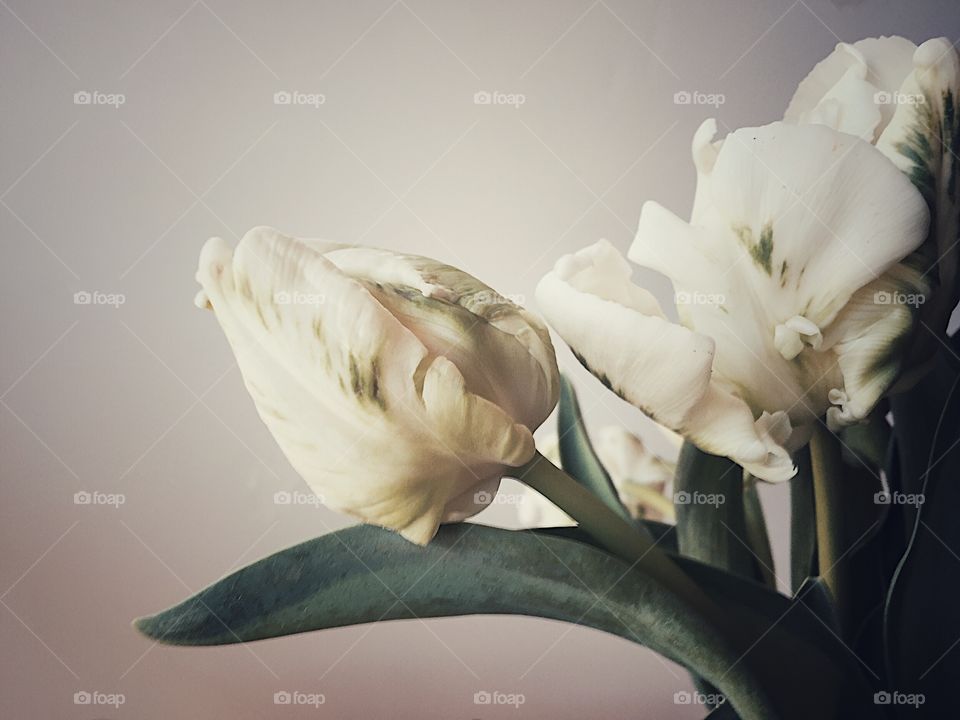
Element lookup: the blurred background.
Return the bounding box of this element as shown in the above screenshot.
[2,0,958,717]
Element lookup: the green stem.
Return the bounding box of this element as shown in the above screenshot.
[810,425,847,625]
[517,452,724,628]
[516,451,780,720]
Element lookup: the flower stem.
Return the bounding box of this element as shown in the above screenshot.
[516,452,719,621]
[810,425,847,623]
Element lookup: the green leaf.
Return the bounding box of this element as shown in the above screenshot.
[743,476,776,589]
[136,524,880,719]
[675,443,756,581]
[789,448,817,593]
[884,351,960,715]
[556,375,633,523]
[794,577,841,636]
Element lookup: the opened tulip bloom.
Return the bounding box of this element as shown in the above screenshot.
[195,227,559,544]
[537,120,929,480]
[785,35,960,330]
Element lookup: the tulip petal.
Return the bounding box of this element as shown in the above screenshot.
[326,246,558,430]
[680,385,796,482]
[822,264,929,429]
[701,122,929,329]
[876,38,960,303]
[536,240,715,428]
[785,37,916,141]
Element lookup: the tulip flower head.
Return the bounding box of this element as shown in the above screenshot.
[537,120,929,480]
[196,228,559,544]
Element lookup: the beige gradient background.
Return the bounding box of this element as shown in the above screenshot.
[2,1,958,718]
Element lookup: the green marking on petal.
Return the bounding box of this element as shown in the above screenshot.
[344,352,387,410]
[571,350,622,401]
[732,221,774,275]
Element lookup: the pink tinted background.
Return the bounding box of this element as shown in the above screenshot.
[2,1,958,717]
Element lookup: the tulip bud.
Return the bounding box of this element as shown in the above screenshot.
[196,227,559,544]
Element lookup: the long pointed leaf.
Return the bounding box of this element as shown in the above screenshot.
[136,524,880,719]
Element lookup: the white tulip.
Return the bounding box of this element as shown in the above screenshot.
[785,36,960,325]
[517,425,677,527]
[537,120,929,481]
[196,227,559,544]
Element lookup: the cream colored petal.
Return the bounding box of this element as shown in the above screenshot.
[536,240,716,428]
[876,38,960,310]
[822,263,929,429]
[326,246,559,431]
[705,122,929,329]
[785,37,916,139]
[681,386,796,482]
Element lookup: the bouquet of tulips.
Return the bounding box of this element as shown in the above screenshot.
[136,36,960,719]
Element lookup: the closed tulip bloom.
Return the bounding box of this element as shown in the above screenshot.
[537,120,929,481]
[196,227,559,544]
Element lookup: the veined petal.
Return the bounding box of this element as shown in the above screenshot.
[876,38,960,310]
[536,240,715,428]
[326,247,559,430]
[704,122,929,329]
[822,263,929,429]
